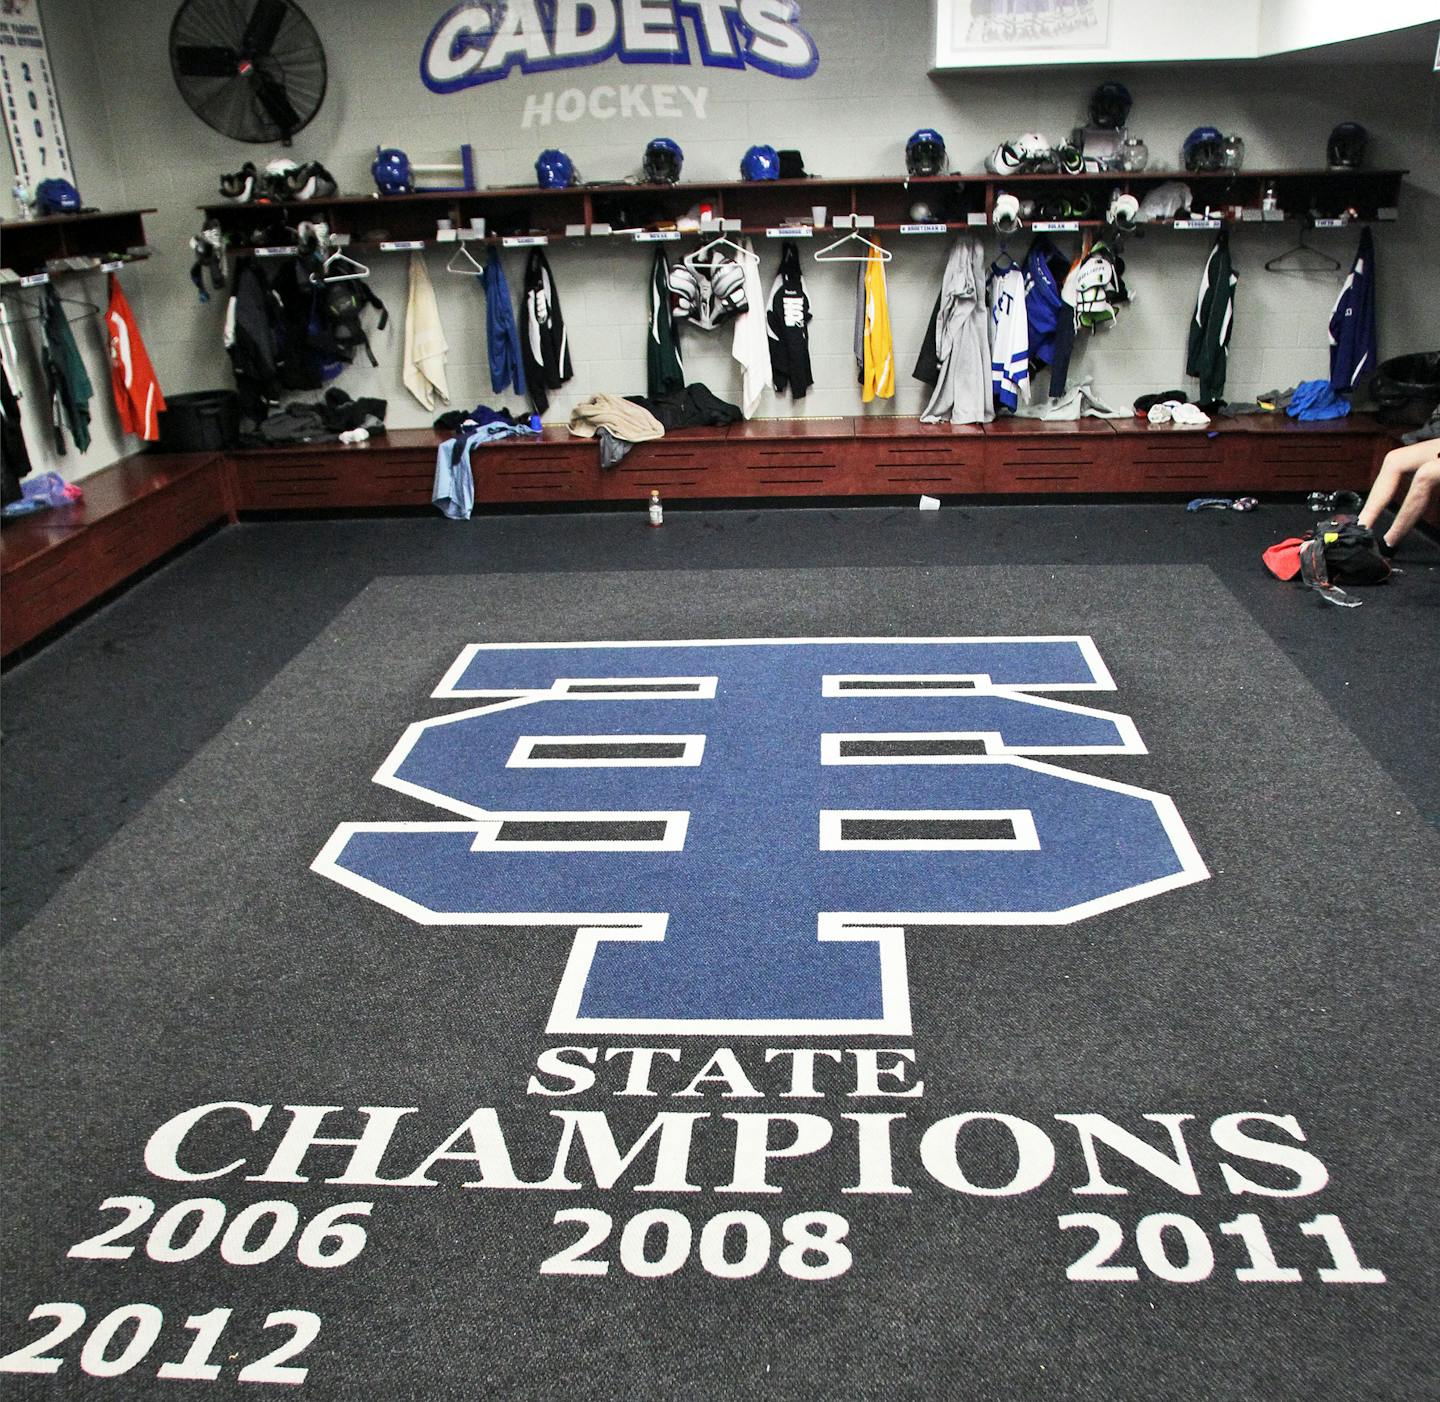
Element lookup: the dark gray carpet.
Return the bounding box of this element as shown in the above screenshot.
[3,506,1437,938]
[2,565,1435,1400]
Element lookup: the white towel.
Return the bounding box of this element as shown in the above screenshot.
[403,252,449,410]
[730,238,769,419]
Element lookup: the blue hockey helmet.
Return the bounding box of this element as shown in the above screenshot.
[905,129,946,177]
[1182,126,1225,172]
[35,178,82,215]
[740,144,780,181]
[536,149,576,189]
[643,137,684,184]
[371,147,413,195]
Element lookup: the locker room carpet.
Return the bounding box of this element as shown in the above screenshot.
[2,544,1437,1401]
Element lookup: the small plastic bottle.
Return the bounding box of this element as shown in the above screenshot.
[648,489,663,527]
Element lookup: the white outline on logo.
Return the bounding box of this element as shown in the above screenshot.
[311,637,1209,1036]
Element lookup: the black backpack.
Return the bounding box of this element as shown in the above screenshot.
[1313,517,1392,585]
[321,279,388,368]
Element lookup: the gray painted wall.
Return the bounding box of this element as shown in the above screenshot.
[6,0,1439,482]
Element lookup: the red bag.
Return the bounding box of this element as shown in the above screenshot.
[1262,537,1305,581]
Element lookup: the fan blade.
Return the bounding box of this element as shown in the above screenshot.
[241,0,288,57]
[253,72,302,140]
[176,44,240,78]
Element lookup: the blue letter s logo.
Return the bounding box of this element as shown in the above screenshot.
[313,638,1207,1033]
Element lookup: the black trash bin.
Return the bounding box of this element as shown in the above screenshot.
[1371,352,1440,427]
[151,390,241,453]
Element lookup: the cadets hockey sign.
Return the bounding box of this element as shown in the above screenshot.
[312,637,1209,1034]
[420,0,820,92]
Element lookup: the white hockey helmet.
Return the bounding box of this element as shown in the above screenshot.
[985,140,1025,176]
[992,192,1022,234]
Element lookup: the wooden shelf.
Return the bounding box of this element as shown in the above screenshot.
[198,168,1406,251]
[0,208,158,278]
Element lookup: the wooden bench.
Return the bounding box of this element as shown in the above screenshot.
[230,413,1394,510]
[0,413,1421,659]
[1,453,234,655]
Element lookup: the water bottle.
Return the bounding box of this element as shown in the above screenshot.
[648,490,663,527]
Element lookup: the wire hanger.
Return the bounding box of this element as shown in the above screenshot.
[692,229,759,264]
[0,287,100,324]
[444,241,486,275]
[813,227,891,263]
[992,236,1017,272]
[1265,222,1341,274]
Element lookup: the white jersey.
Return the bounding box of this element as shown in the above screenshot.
[988,264,1030,412]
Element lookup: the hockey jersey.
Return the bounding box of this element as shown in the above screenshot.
[521,247,572,415]
[1186,231,1237,404]
[766,242,813,399]
[1329,227,1377,392]
[648,248,685,398]
[860,244,894,402]
[987,263,1030,412]
[1022,236,1069,368]
[105,274,166,440]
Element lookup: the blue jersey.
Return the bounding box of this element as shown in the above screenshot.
[1023,236,1066,367]
[1329,227,1376,392]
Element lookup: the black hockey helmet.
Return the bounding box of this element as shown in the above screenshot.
[1327,122,1368,170]
[643,137,684,184]
[906,129,946,177]
[1089,81,1132,130]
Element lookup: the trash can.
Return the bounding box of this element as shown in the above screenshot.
[1371,352,1440,427]
[151,390,241,453]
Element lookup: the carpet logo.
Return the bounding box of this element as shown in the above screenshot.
[313,638,1208,1033]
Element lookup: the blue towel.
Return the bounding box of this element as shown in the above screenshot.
[480,259,526,397]
[1286,379,1352,422]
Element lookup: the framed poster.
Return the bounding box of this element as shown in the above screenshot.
[0,0,74,198]
[949,0,1111,53]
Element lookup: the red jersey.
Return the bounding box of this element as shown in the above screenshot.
[105,274,166,440]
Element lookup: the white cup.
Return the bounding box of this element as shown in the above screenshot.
[470,216,487,236]
[811,205,827,228]
[437,218,454,231]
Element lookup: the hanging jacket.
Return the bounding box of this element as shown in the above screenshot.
[39,284,93,453]
[521,247,572,415]
[1329,227,1377,392]
[481,253,526,397]
[104,274,166,441]
[647,248,685,398]
[766,242,813,399]
[731,238,770,418]
[224,255,283,423]
[1022,235,1069,369]
[1186,231,1237,405]
[403,252,449,411]
[920,238,991,425]
[988,262,1030,412]
[1,365,29,505]
[861,244,895,402]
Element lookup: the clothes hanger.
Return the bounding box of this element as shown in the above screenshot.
[322,246,371,282]
[692,230,759,264]
[444,241,486,275]
[0,288,100,324]
[1265,222,1341,274]
[991,236,1017,272]
[813,228,891,263]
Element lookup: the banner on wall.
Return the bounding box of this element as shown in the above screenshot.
[0,0,75,196]
[421,0,819,93]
